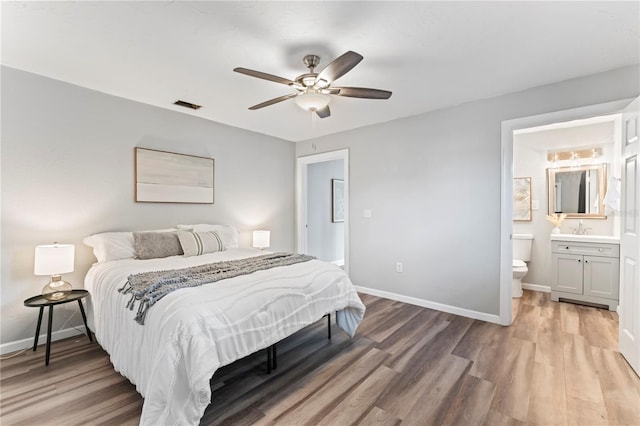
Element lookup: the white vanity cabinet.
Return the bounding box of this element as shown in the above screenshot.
[550,239,620,311]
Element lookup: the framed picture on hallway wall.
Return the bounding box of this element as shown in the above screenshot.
[135,147,214,203]
[332,179,344,223]
[513,177,532,221]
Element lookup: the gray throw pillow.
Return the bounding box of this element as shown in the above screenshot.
[133,232,184,260]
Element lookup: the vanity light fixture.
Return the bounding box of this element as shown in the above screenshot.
[547,147,601,162]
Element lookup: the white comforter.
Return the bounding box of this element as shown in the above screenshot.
[84,248,365,425]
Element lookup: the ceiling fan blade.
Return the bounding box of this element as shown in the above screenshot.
[333,87,392,99]
[234,67,295,86]
[315,51,363,84]
[248,93,298,110]
[316,105,330,119]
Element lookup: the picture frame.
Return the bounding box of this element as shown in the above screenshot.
[332,179,345,223]
[513,177,532,221]
[135,147,214,203]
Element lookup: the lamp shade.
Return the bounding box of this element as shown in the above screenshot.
[294,92,331,111]
[252,230,270,249]
[34,244,75,276]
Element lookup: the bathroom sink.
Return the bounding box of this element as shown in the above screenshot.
[550,234,620,244]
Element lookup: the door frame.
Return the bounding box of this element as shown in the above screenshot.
[296,149,350,274]
[499,98,634,325]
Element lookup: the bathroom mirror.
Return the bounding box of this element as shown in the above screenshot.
[547,164,607,218]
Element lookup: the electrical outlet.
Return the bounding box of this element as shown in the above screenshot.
[396,262,403,273]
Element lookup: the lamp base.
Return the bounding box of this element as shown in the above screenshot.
[42,277,72,301]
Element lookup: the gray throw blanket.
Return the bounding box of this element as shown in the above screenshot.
[118,252,315,325]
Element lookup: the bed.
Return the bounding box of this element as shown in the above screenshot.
[83,225,366,425]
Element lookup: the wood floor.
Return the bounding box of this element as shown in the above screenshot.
[1,290,639,425]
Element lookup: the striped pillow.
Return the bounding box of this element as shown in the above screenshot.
[177,231,225,257]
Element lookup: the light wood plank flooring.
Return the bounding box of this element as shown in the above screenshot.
[1,290,638,425]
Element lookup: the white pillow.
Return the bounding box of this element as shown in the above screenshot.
[83,228,177,263]
[176,224,239,248]
[177,231,225,256]
[83,232,135,263]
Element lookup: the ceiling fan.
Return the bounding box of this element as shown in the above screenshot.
[233,51,392,119]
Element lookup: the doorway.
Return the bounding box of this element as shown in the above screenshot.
[500,98,635,325]
[511,114,621,299]
[296,149,349,274]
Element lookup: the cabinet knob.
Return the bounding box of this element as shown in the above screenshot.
[566,246,570,250]
[585,260,589,263]
[578,259,581,262]
[599,248,603,252]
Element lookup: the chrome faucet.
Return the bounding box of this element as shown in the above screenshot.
[572,220,591,235]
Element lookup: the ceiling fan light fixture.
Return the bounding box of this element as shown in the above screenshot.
[302,76,317,87]
[315,78,329,89]
[294,92,331,112]
[234,50,392,117]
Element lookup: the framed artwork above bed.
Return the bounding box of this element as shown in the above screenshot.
[135,147,214,203]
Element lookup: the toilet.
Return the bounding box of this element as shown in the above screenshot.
[512,233,534,298]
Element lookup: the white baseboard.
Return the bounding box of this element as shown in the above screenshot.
[0,327,83,355]
[522,283,551,293]
[354,285,502,325]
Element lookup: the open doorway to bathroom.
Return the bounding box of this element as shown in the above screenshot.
[512,115,621,303]
[500,98,634,326]
[503,97,640,379]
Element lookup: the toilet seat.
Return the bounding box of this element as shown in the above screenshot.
[513,259,526,268]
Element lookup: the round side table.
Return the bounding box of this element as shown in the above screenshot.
[24,289,93,366]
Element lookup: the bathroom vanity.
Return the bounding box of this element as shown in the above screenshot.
[550,234,620,311]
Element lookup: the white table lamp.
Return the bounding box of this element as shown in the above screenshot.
[34,243,74,301]
[252,230,270,250]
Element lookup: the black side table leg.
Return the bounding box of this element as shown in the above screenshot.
[327,313,332,340]
[77,300,93,342]
[45,306,53,366]
[33,307,44,351]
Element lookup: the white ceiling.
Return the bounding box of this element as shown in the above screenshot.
[2,1,638,142]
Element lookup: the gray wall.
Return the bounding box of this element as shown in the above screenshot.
[296,65,639,316]
[1,66,295,346]
[307,160,344,262]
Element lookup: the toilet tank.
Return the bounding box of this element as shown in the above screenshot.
[513,233,534,261]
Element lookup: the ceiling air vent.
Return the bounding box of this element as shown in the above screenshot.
[174,100,202,110]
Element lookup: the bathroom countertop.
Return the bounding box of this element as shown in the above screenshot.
[550,234,620,244]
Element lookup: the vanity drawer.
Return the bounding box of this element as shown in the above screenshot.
[551,241,619,258]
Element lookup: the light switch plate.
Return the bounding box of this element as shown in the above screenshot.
[363,209,372,218]
[532,200,540,210]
